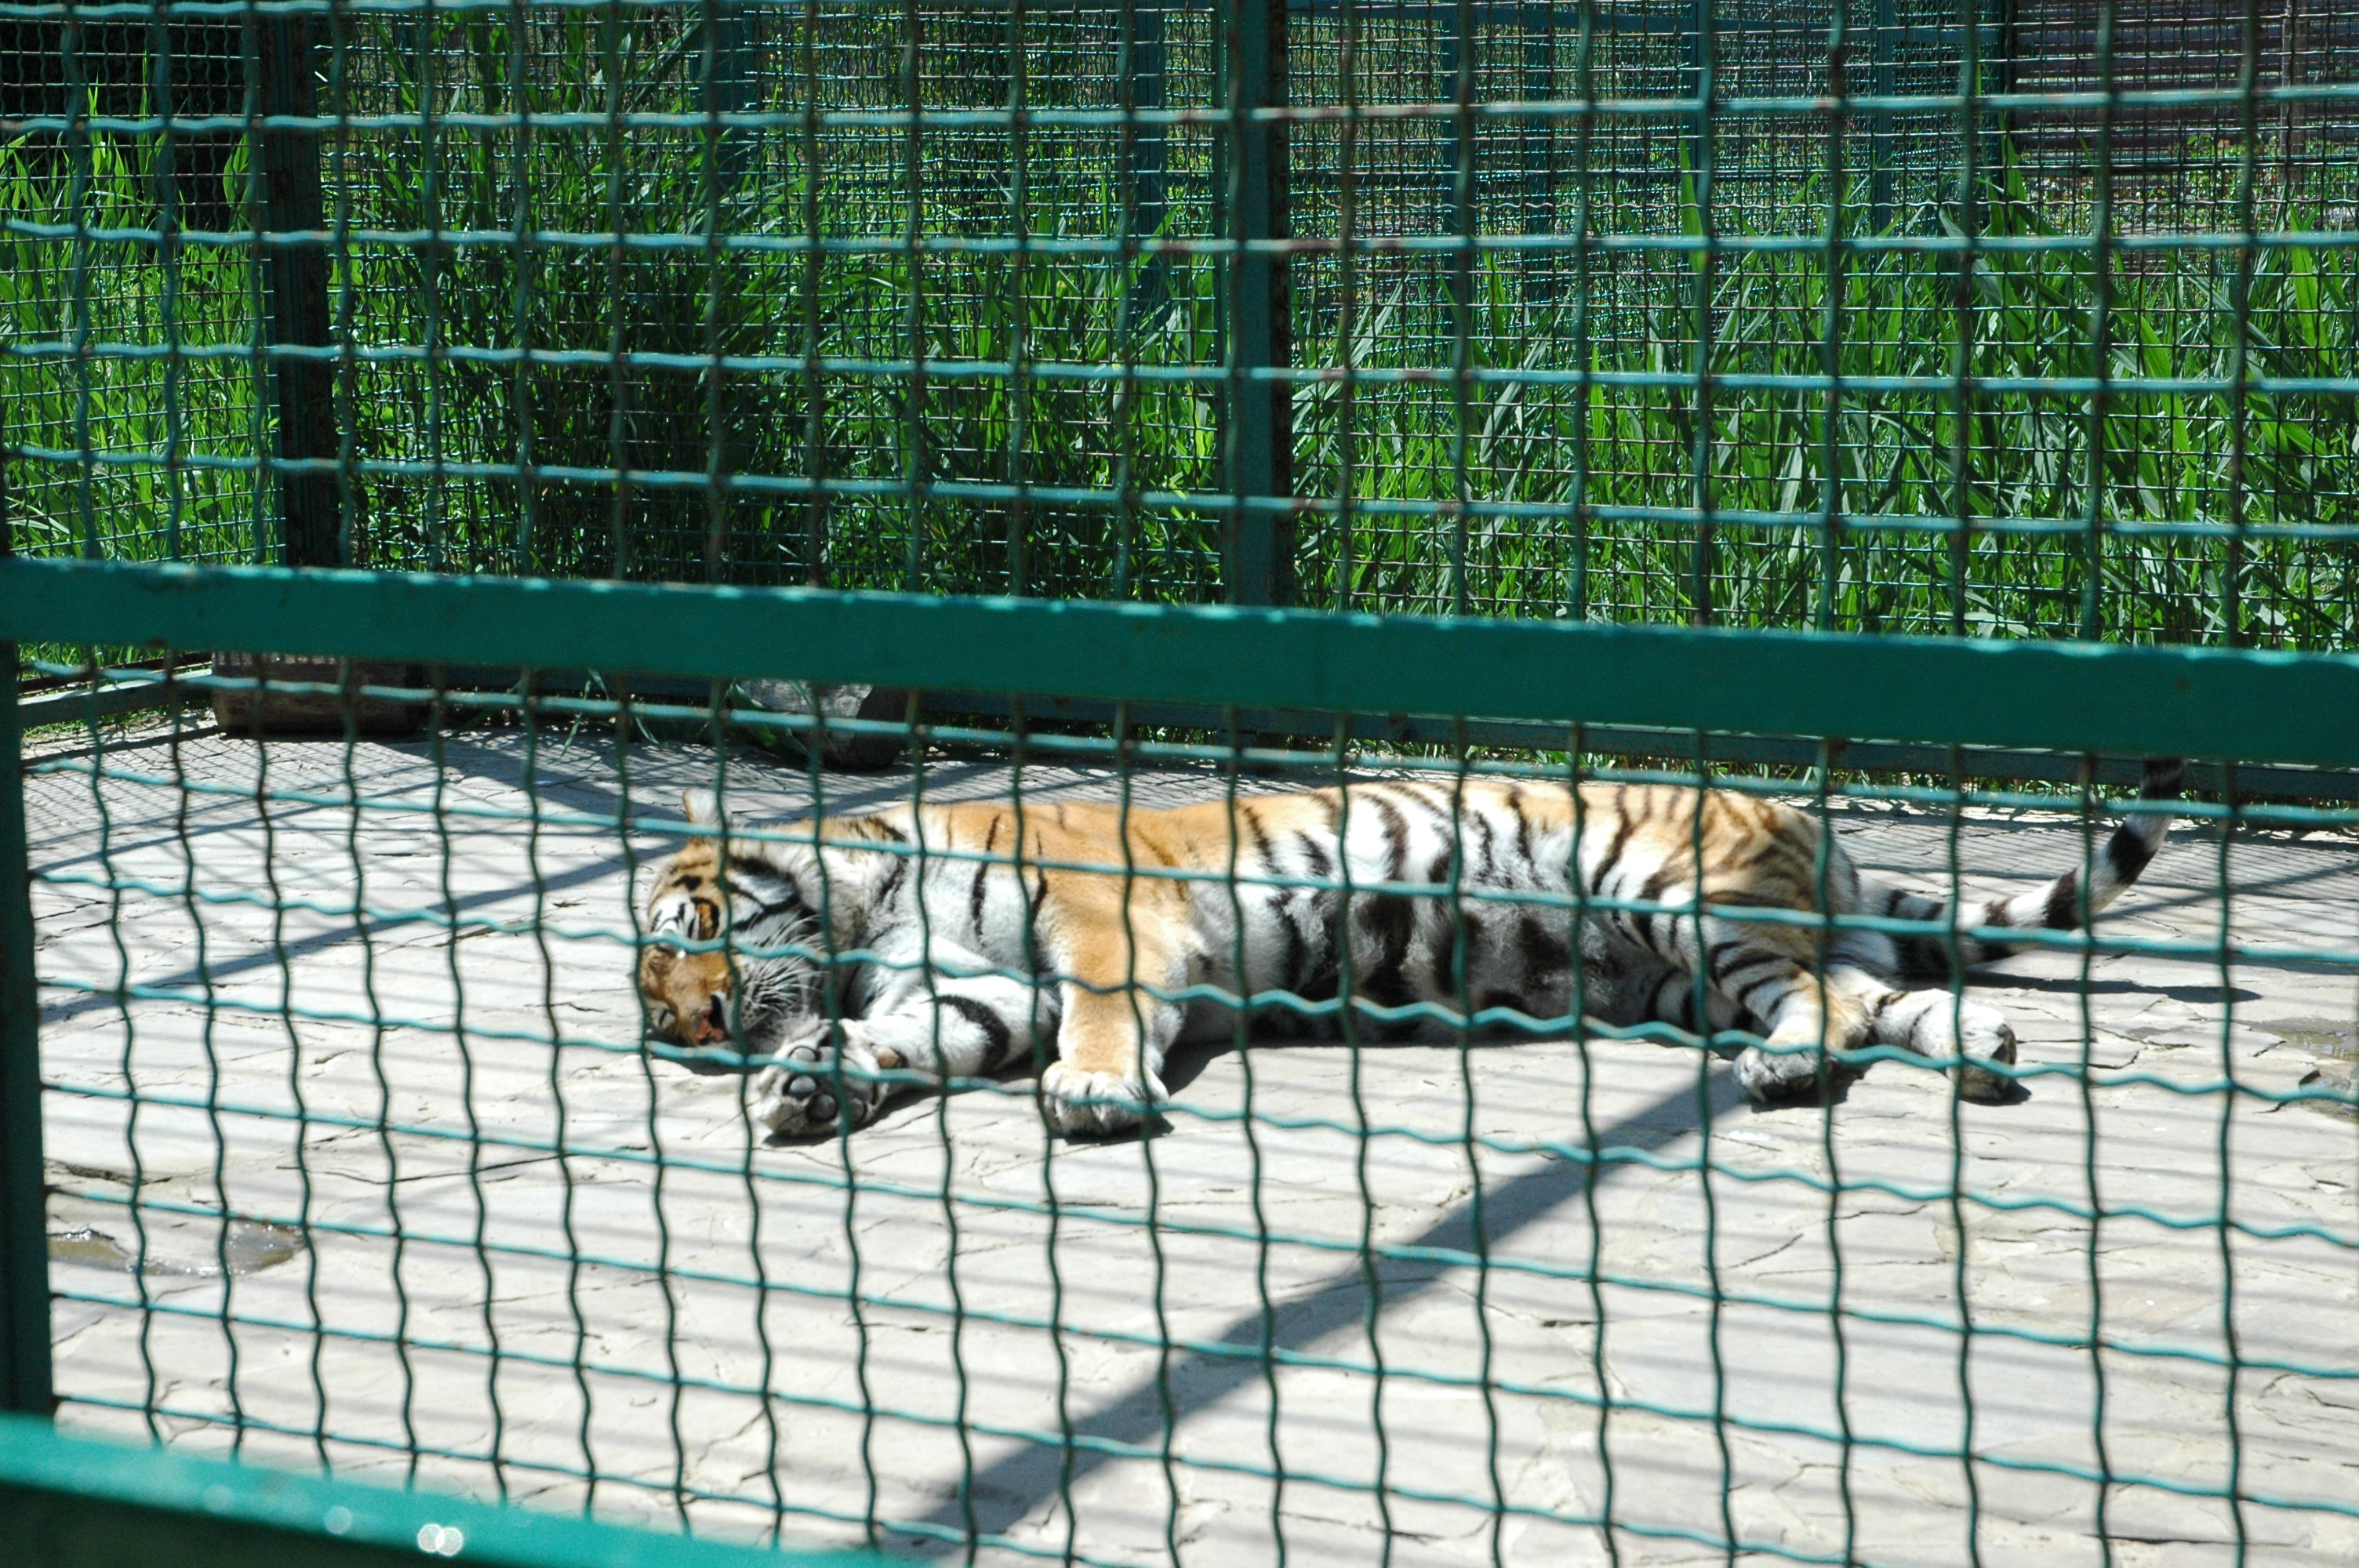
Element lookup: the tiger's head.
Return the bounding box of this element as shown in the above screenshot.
[637,790,824,1056]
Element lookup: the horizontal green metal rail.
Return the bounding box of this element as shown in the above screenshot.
[0,1414,894,1568]
[7,557,2359,768]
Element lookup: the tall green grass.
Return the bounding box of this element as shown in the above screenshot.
[6,13,2356,650]
[2,125,265,566]
[1289,158,2359,641]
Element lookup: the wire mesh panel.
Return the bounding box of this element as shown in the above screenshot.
[1283,0,2012,619]
[308,5,1232,595]
[6,3,2356,638]
[2,5,1235,596]
[9,566,2359,1563]
[2,20,260,566]
[2005,0,2359,233]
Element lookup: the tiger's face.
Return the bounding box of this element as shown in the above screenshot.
[637,826,822,1055]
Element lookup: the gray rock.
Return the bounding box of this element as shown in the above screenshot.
[737,681,912,771]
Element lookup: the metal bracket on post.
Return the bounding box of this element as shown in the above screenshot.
[0,483,53,1418]
[1220,0,1293,608]
[257,16,340,568]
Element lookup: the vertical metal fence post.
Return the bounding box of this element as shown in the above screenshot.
[1440,5,1469,314]
[1870,0,1896,233]
[0,487,53,1419]
[704,3,766,582]
[1969,0,1999,234]
[258,15,341,568]
[713,2,765,188]
[2277,0,2302,197]
[1685,0,1717,626]
[1682,0,1707,192]
[1133,6,1169,261]
[1220,0,1294,608]
[1125,4,1172,347]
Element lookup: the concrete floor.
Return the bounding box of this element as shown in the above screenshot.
[24,714,2359,1566]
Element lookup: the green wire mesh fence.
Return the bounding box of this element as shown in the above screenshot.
[3,4,2359,1563]
[5,563,2359,1563]
[5,2,2357,633]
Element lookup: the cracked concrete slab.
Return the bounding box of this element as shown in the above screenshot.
[21,717,2359,1566]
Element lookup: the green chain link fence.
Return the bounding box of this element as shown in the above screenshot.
[5,2,2359,1563]
[7,564,2359,1562]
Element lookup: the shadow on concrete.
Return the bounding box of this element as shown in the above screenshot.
[892,1061,1748,1559]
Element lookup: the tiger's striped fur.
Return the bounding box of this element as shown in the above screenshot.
[637,762,2182,1138]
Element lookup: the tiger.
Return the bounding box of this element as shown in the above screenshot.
[637,760,2183,1139]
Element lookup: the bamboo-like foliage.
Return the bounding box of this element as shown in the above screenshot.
[6,15,2354,647]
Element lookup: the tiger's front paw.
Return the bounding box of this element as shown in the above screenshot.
[1039,1061,1161,1138]
[750,1029,890,1137]
[1734,1040,1826,1102]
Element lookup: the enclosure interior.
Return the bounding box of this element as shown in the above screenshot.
[20,667,2359,1565]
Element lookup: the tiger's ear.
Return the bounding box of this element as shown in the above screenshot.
[681,788,730,833]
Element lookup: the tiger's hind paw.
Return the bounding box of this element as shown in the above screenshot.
[1040,1061,1161,1138]
[1954,1015,2019,1102]
[750,1033,889,1137]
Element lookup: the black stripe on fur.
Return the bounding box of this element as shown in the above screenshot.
[1893,756,2182,976]
[941,994,1012,1062]
[2041,869,2084,931]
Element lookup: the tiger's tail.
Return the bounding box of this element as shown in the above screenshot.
[1869,757,2184,978]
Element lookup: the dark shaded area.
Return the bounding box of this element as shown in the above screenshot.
[0,21,246,236]
[2005,0,2359,201]
[0,1484,426,1568]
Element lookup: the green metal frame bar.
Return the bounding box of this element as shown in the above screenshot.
[8,557,2359,766]
[13,675,196,729]
[0,651,49,1418]
[22,662,2359,801]
[933,692,2359,802]
[0,1413,896,1566]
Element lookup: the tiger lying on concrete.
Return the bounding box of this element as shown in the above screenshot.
[638,763,2181,1138]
